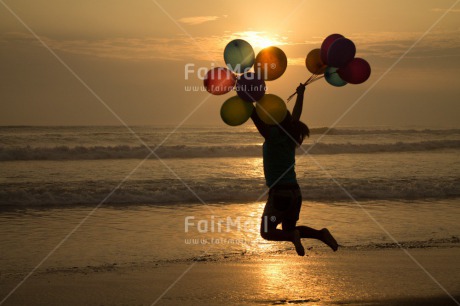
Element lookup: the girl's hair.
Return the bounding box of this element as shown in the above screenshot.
[280,112,310,147]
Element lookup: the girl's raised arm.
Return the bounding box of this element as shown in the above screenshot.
[292,84,306,122]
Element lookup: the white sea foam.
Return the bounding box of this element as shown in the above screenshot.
[0,140,459,161]
[1,126,459,207]
[1,176,458,207]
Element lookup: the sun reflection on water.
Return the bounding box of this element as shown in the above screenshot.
[257,259,325,305]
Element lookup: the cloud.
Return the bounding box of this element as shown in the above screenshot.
[287,57,305,66]
[178,16,219,25]
[0,31,297,63]
[349,30,460,59]
[0,32,222,62]
[283,30,460,65]
[3,29,459,65]
[431,8,460,13]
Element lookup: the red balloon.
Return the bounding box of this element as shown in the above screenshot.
[236,72,266,102]
[203,67,236,95]
[338,58,371,84]
[327,38,356,68]
[320,33,344,64]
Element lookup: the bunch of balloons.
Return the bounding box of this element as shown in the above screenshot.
[287,33,371,101]
[204,39,289,126]
[204,35,371,126]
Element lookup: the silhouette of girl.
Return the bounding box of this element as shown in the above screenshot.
[251,84,338,256]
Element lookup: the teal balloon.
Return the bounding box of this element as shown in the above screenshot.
[325,66,347,87]
[220,96,254,126]
[224,39,255,74]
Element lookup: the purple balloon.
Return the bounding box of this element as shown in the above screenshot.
[320,34,344,64]
[236,72,266,102]
[327,38,356,68]
[338,58,371,84]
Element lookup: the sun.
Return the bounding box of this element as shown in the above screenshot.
[233,31,285,50]
[249,34,277,49]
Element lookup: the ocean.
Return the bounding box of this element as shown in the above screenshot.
[0,125,459,271]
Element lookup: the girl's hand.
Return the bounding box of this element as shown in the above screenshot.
[296,83,306,95]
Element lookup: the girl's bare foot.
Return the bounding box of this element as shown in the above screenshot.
[292,230,305,256]
[321,228,338,251]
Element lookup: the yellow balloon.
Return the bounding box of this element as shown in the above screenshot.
[255,94,287,125]
[306,48,326,74]
[220,96,254,126]
[254,47,288,81]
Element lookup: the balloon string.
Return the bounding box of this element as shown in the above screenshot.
[287,73,323,102]
[287,75,314,102]
[309,75,324,83]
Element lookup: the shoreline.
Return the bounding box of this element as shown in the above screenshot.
[1,196,459,211]
[2,247,459,305]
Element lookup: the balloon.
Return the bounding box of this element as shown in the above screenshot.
[320,33,344,64]
[203,67,236,95]
[327,38,356,68]
[236,72,266,102]
[325,67,347,87]
[306,48,326,74]
[338,58,371,84]
[256,94,287,125]
[224,39,255,73]
[254,46,288,81]
[220,96,254,126]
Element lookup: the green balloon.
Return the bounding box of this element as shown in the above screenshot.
[325,66,347,87]
[255,94,287,125]
[220,96,254,126]
[224,39,255,74]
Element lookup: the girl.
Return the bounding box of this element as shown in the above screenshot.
[251,84,338,256]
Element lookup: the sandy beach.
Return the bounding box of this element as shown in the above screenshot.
[1,247,459,305]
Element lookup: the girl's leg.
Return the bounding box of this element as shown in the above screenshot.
[296,226,338,251]
[260,217,292,241]
[260,218,305,256]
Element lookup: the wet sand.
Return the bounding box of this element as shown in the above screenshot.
[1,248,459,305]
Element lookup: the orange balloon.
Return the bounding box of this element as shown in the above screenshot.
[254,47,288,81]
[306,48,326,74]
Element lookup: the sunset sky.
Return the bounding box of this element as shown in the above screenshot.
[1,0,459,127]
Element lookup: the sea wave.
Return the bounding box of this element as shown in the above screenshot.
[345,236,460,250]
[1,140,459,161]
[310,127,460,135]
[1,176,458,207]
